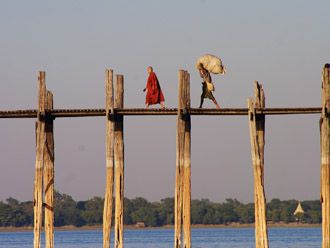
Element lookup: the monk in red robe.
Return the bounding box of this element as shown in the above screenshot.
[143,66,165,109]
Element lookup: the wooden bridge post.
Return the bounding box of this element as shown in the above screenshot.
[103,69,115,248]
[247,81,269,248]
[182,72,191,248]
[321,63,330,248]
[33,71,47,248]
[114,75,124,248]
[44,90,55,248]
[175,70,191,248]
[175,70,184,248]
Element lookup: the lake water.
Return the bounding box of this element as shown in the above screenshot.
[0,227,321,248]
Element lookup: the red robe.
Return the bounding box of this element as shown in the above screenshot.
[145,72,165,105]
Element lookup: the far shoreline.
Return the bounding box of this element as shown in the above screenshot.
[0,223,321,233]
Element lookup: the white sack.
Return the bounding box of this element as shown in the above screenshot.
[196,54,226,75]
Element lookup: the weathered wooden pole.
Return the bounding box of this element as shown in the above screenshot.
[175,70,191,248]
[247,81,269,248]
[114,75,124,248]
[103,69,115,248]
[44,90,55,248]
[320,63,330,248]
[175,70,184,248]
[34,71,46,248]
[182,72,191,248]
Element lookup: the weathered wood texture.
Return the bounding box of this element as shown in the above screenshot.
[175,70,191,248]
[33,71,46,248]
[182,72,191,248]
[103,69,115,248]
[175,71,184,248]
[44,91,54,248]
[114,75,124,248]
[247,81,269,248]
[321,64,330,248]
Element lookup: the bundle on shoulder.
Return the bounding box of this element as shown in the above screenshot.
[196,54,226,75]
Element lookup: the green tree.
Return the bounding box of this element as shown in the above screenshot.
[81,197,103,225]
[54,191,80,226]
[158,198,174,225]
[124,197,133,225]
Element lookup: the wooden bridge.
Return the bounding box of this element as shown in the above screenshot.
[0,107,323,118]
[1,64,330,248]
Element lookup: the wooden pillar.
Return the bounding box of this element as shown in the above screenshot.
[103,69,115,248]
[320,63,330,248]
[114,75,124,248]
[44,90,55,248]
[247,81,269,248]
[34,71,46,248]
[175,70,191,248]
[182,72,191,248]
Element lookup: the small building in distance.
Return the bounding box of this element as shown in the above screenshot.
[294,202,305,222]
[135,222,146,228]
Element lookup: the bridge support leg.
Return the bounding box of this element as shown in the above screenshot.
[114,75,124,248]
[320,63,330,248]
[103,69,115,248]
[182,72,191,248]
[33,71,46,248]
[44,90,54,248]
[175,70,191,248]
[247,81,269,248]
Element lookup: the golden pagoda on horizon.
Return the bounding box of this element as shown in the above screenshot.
[294,202,305,215]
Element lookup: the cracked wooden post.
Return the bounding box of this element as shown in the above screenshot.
[44,90,54,248]
[175,70,184,248]
[247,81,269,248]
[320,63,330,248]
[34,71,46,248]
[182,71,191,248]
[175,70,191,248]
[114,75,124,248]
[103,69,115,248]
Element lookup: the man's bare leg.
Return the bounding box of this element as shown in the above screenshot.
[145,103,149,109]
[210,95,220,109]
[199,96,204,108]
[160,102,165,109]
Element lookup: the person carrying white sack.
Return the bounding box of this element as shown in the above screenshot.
[196,54,226,109]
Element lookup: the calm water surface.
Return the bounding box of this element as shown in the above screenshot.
[0,227,321,248]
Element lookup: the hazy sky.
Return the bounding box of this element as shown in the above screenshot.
[0,0,329,203]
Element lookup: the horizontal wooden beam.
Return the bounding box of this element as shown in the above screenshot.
[0,109,38,118]
[0,107,322,118]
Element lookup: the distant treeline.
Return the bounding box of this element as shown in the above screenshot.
[0,191,322,227]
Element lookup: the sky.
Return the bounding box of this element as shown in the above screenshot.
[0,0,329,203]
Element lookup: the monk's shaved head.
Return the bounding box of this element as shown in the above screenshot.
[147,66,153,73]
